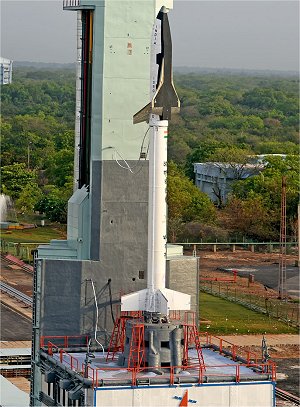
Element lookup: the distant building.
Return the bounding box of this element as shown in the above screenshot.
[194,162,262,205]
[0,57,13,84]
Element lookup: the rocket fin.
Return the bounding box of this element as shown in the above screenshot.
[121,289,148,312]
[121,289,169,314]
[160,288,190,311]
[133,103,152,124]
[121,288,190,314]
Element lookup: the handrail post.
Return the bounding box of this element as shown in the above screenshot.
[132,368,136,387]
[236,365,240,382]
[60,349,63,363]
[199,365,203,384]
[232,345,236,361]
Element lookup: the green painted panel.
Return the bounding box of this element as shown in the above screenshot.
[104,38,150,79]
[103,78,148,119]
[104,0,155,39]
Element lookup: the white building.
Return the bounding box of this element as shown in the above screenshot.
[0,57,13,85]
[194,162,261,205]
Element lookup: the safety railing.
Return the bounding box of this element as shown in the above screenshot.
[63,0,80,8]
[47,342,59,357]
[199,333,258,364]
[41,335,89,349]
[41,345,275,387]
[82,364,96,384]
[45,342,80,371]
[93,362,276,388]
[200,269,237,283]
[59,349,79,371]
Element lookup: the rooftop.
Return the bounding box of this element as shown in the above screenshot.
[40,334,275,388]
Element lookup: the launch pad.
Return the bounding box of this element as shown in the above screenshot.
[37,328,275,406]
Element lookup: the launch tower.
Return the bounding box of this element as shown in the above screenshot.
[30,1,276,406]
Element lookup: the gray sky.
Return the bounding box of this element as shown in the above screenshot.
[1,0,299,71]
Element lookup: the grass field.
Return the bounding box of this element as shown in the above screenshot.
[200,292,298,335]
[0,225,66,243]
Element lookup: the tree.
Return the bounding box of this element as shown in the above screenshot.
[1,163,36,199]
[16,182,43,213]
[167,161,216,241]
[184,140,229,180]
[206,146,258,207]
[222,195,277,241]
[34,195,67,223]
[231,155,299,239]
[208,146,256,179]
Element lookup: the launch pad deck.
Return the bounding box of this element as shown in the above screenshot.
[49,347,274,387]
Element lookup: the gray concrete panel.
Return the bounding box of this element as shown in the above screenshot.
[166,257,199,320]
[41,260,82,336]
[101,161,148,202]
[90,160,101,260]
[38,256,199,343]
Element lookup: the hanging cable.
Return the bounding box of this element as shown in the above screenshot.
[107,279,116,325]
[101,126,150,174]
[88,279,105,354]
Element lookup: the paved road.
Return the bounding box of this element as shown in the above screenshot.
[220,334,299,346]
[222,264,299,297]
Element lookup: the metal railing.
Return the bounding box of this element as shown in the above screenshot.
[174,241,297,255]
[0,281,32,307]
[0,239,41,263]
[40,334,276,388]
[200,332,258,364]
[41,335,89,349]
[63,0,80,8]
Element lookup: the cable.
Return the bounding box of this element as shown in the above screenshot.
[101,126,150,174]
[107,279,116,325]
[88,279,105,355]
[113,148,134,173]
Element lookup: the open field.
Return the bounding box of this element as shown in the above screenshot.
[0,225,66,243]
[199,292,298,335]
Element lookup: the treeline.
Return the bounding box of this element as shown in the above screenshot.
[1,67,299,241]
[169,74,298,168]
[1,68,76,222]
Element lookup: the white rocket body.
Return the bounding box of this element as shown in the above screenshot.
[121,10,190,315]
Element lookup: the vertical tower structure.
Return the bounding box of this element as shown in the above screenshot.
[35,0,199,345]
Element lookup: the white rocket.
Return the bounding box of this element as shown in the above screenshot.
[121,7,191,316]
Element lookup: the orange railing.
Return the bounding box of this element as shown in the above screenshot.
[41,335,89,349]
[59,349,79,371]
[93,363,275,388]
[200,270,237,283]
[41,333,275,387]
[199,333,258,364]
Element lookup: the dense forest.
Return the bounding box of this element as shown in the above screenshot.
[1,66,299,241]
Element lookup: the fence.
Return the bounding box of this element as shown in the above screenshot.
[201,282,299,327]
[174,241,297,255]
[0,240,41,263]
